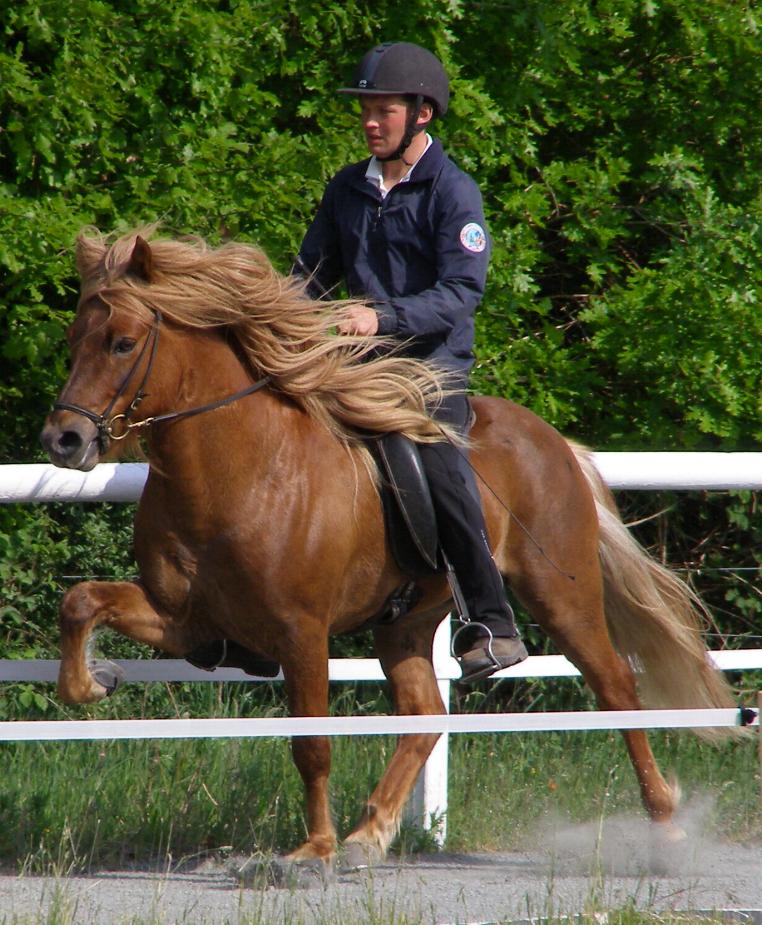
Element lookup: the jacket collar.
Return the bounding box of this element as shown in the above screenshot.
[405,136,445,183]
[348,137,446,194]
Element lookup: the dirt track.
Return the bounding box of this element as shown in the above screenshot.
[3,810,761,924]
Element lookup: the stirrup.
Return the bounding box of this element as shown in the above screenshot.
[451,621,499,662]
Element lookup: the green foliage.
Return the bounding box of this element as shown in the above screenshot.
[458,1,762,444]
[1,2,760,688]
[0,501,137,717]
[0,503,134,654]
[582,175,762,447]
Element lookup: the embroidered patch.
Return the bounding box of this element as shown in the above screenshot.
[459,222,487,253]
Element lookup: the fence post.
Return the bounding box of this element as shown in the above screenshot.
[406,617,452,844]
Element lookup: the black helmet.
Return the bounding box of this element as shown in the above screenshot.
[339,42,449,117]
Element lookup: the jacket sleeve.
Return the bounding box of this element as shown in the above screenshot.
[375,173,490,338]
[294,179,345,300]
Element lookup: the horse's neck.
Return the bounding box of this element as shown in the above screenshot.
[142,329,329,511]
[144,330,262,468]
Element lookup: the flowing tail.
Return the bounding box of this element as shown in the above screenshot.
[569,443,739,739]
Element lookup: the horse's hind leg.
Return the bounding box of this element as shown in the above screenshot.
[514,564,678,825]
[564,622,678,824]
[57,580,191,703]
[343,618,445,864]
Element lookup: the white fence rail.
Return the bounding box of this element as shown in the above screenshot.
[2,707,758,744]
[2,647,761,684]
[3,453,762,504]
[2,458,761,842]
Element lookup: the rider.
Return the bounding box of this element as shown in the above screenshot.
[295,41,527,682]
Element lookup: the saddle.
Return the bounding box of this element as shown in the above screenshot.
[360,432,443,629]
[373,432,440,579]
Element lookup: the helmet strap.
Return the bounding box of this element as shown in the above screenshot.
[377,94,425,163]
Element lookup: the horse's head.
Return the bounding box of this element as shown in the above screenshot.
[41,235,161,470]
[42,224,455,473]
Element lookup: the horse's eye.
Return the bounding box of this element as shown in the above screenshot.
[113,337,137,355]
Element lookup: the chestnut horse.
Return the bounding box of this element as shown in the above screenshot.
[41,228,734,873]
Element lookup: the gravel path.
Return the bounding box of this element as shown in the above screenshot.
[2,813,760,924]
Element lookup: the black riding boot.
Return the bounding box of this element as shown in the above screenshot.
[417,438,515,639]
[418,393,527,681]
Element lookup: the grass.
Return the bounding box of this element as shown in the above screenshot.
[3,727,757,869]
[0,884,757,925]
[1,678,760,874]
[447,723,761,851]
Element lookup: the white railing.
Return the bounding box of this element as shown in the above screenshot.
[2,457,761,843]
[4,453,762,504]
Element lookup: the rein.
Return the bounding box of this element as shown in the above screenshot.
[53,309,271,452]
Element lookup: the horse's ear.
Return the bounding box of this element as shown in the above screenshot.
[126,235,153,282]
[75,232,105,281]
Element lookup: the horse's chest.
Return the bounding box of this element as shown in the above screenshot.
[137,528,254,619]
[135,531,201,612]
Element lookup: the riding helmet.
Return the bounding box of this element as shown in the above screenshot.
[338,42,450,117]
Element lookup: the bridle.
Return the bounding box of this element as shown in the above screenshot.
[53,309,271,453]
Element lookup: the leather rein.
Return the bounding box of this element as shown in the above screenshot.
[53,309,271,452]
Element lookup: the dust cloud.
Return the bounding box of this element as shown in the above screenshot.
[532,793,726,878]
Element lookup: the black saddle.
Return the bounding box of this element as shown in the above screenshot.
[336,432,440,632]
[373,432,441,580]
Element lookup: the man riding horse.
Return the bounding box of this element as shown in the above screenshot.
[295,42,528,682]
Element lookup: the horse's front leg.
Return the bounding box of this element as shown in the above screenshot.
[343,616,445,865]
[279,630,336,866]
[57,580,189,703]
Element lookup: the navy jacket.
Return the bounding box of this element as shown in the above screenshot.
[297,138,490,383]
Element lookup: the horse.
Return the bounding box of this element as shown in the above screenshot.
[40,227,736,875]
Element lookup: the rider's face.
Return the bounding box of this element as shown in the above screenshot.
[359,94,411,159]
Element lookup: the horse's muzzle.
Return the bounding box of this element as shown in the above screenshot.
[40,414,100,471]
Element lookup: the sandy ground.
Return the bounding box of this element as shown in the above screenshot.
[2,808,761,924]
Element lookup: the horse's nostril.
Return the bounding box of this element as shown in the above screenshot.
[41,421,96,469]
[58,430,84,452]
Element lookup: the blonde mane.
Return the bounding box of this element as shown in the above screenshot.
[75,226,460,450]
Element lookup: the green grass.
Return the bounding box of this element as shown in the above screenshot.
[447,725,761,851]
[1,679,759,873]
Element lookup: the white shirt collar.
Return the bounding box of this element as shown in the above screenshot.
[365,134,433,198]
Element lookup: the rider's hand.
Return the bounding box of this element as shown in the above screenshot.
[336,305,379,336]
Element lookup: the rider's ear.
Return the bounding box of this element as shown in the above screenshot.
[127,236,153,282]
[416,101,434,130]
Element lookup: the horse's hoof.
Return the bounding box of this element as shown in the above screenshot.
[229,854,271,889]
[339,841,385,873]
[651,820,687,846]
[272,855,333,889]
[88,659,125,695]
[649,821,688,875]
[231,854,333,890]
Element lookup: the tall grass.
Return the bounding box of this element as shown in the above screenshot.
[1,677,759,873]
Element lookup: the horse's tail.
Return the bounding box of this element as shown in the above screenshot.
[569,442,739,740]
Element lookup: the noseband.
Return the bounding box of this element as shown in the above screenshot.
[53,309,271,452]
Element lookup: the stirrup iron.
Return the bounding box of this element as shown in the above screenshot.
[443,550,494,658]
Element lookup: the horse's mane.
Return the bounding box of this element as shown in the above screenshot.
[75,226,461,449]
